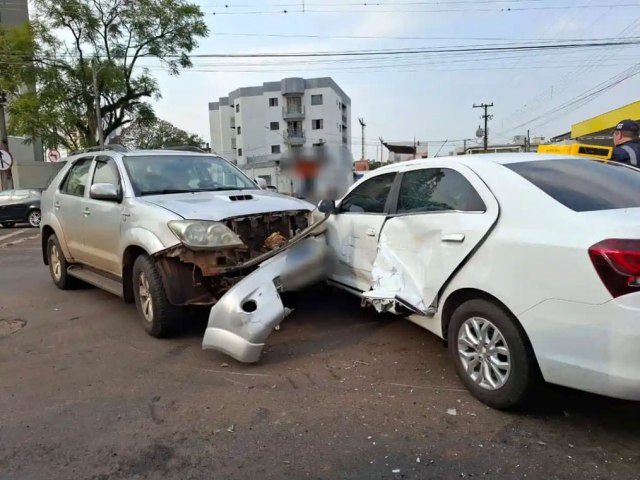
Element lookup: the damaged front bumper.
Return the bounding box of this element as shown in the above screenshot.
[202,234,329,363]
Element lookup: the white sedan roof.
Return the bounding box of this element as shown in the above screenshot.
[374,152,579,174]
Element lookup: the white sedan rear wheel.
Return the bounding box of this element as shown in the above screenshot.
[449,298,538,410]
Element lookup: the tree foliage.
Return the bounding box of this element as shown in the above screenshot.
[120,117,204,150]
[2,0,207,150]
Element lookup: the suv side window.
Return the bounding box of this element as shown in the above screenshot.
[92,156,121,187]
[60,158,93,197]
[397,168,486,214]
[339,172,396,213]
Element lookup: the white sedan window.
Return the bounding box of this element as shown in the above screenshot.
[397,168,486,213]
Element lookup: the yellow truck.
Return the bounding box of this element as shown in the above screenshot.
[537,143,613,160]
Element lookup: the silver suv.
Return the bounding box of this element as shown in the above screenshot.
[40,146,315,337]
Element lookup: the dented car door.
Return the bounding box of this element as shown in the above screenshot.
[324,172,398,291]
[364,164,499,314]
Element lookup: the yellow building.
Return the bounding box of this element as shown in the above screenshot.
[551,101,640,147]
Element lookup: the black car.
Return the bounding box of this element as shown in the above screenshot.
[0,189,42,228]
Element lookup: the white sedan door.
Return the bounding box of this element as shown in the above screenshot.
[325,171,398,292]
[364,163,499,314]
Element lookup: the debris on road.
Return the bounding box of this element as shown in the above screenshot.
[227,424,235,433]
[0,319,26,337]
[447,408,458,416]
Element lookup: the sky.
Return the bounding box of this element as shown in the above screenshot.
[145,0,640,159]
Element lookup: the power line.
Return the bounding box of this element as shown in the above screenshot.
[508,63,640,132]
[500,16,640,132]
[206,3,640,15]
[182,39,640,58]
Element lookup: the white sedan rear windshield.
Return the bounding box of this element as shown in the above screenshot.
[123,154,256,196]
[506,159,640,212]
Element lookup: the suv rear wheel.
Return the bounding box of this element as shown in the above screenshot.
[132,255,181,338]
[448,299,538,409]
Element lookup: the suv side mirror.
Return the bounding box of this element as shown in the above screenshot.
[90,183,120,202]
[318,199,336,214]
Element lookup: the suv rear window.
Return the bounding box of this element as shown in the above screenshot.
[506,159,640,212]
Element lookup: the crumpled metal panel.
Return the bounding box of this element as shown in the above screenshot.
[202,235,329,363]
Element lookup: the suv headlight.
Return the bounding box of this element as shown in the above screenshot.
[168,220,244,249]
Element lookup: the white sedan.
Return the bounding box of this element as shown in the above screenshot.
[205,153,640,409]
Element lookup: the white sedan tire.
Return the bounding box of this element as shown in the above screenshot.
[449,299,539,410]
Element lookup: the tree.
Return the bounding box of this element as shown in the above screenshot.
[368,161,382,170]
[120,117,204,150]
[3,0,207,150]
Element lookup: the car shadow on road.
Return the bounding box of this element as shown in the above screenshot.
[521,383,639,428]
[257,284,403,365]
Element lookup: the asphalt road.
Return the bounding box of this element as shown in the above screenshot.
[1,237,639,480]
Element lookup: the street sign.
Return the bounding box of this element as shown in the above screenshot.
[0,149,13,171]
[47,149,61,163]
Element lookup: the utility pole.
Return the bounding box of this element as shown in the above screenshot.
[473,102,494,152]
[358,117,366,161]
[526,129,531,152]
[0,90,10,190]
[92,59,105,148]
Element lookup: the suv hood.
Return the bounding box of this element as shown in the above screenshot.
[141,189,315,220]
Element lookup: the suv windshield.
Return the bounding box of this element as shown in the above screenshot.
[506,158,640,212]
[123,154,256,196]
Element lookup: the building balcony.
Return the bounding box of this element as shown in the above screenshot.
[282,105,305,120]
[285,129,306,146]
[230,117,236,128]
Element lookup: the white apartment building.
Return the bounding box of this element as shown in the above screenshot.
[208,77,351,193]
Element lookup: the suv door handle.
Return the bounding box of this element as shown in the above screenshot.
[442,233,465,243]
[365,228,376,237]
[83,208,91,217]
[54,201,60,210]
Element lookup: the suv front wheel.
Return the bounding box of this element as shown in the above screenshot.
[132,255,181,338]
[47,235,76,289]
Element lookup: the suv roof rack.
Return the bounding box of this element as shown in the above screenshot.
[162,145,206,153]
[71,144,128,155]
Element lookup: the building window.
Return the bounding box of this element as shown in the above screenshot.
[269,97,278,107]
[271,145,281,154]
[238,148,243,156]
[312,119,323,130]
[270,121,279,131]
[235,103,240,113]
[237,126,241,134]
[311,94,323,105]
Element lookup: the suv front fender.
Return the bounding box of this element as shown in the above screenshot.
[119,227,179,260]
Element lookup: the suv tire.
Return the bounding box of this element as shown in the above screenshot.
[448,299,538,410]
[47,235,77,289]
[132,255,181,338]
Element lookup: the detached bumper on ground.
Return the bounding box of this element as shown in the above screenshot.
[202,235,329,363]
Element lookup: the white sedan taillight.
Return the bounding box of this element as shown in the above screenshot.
[589,239,640,298]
